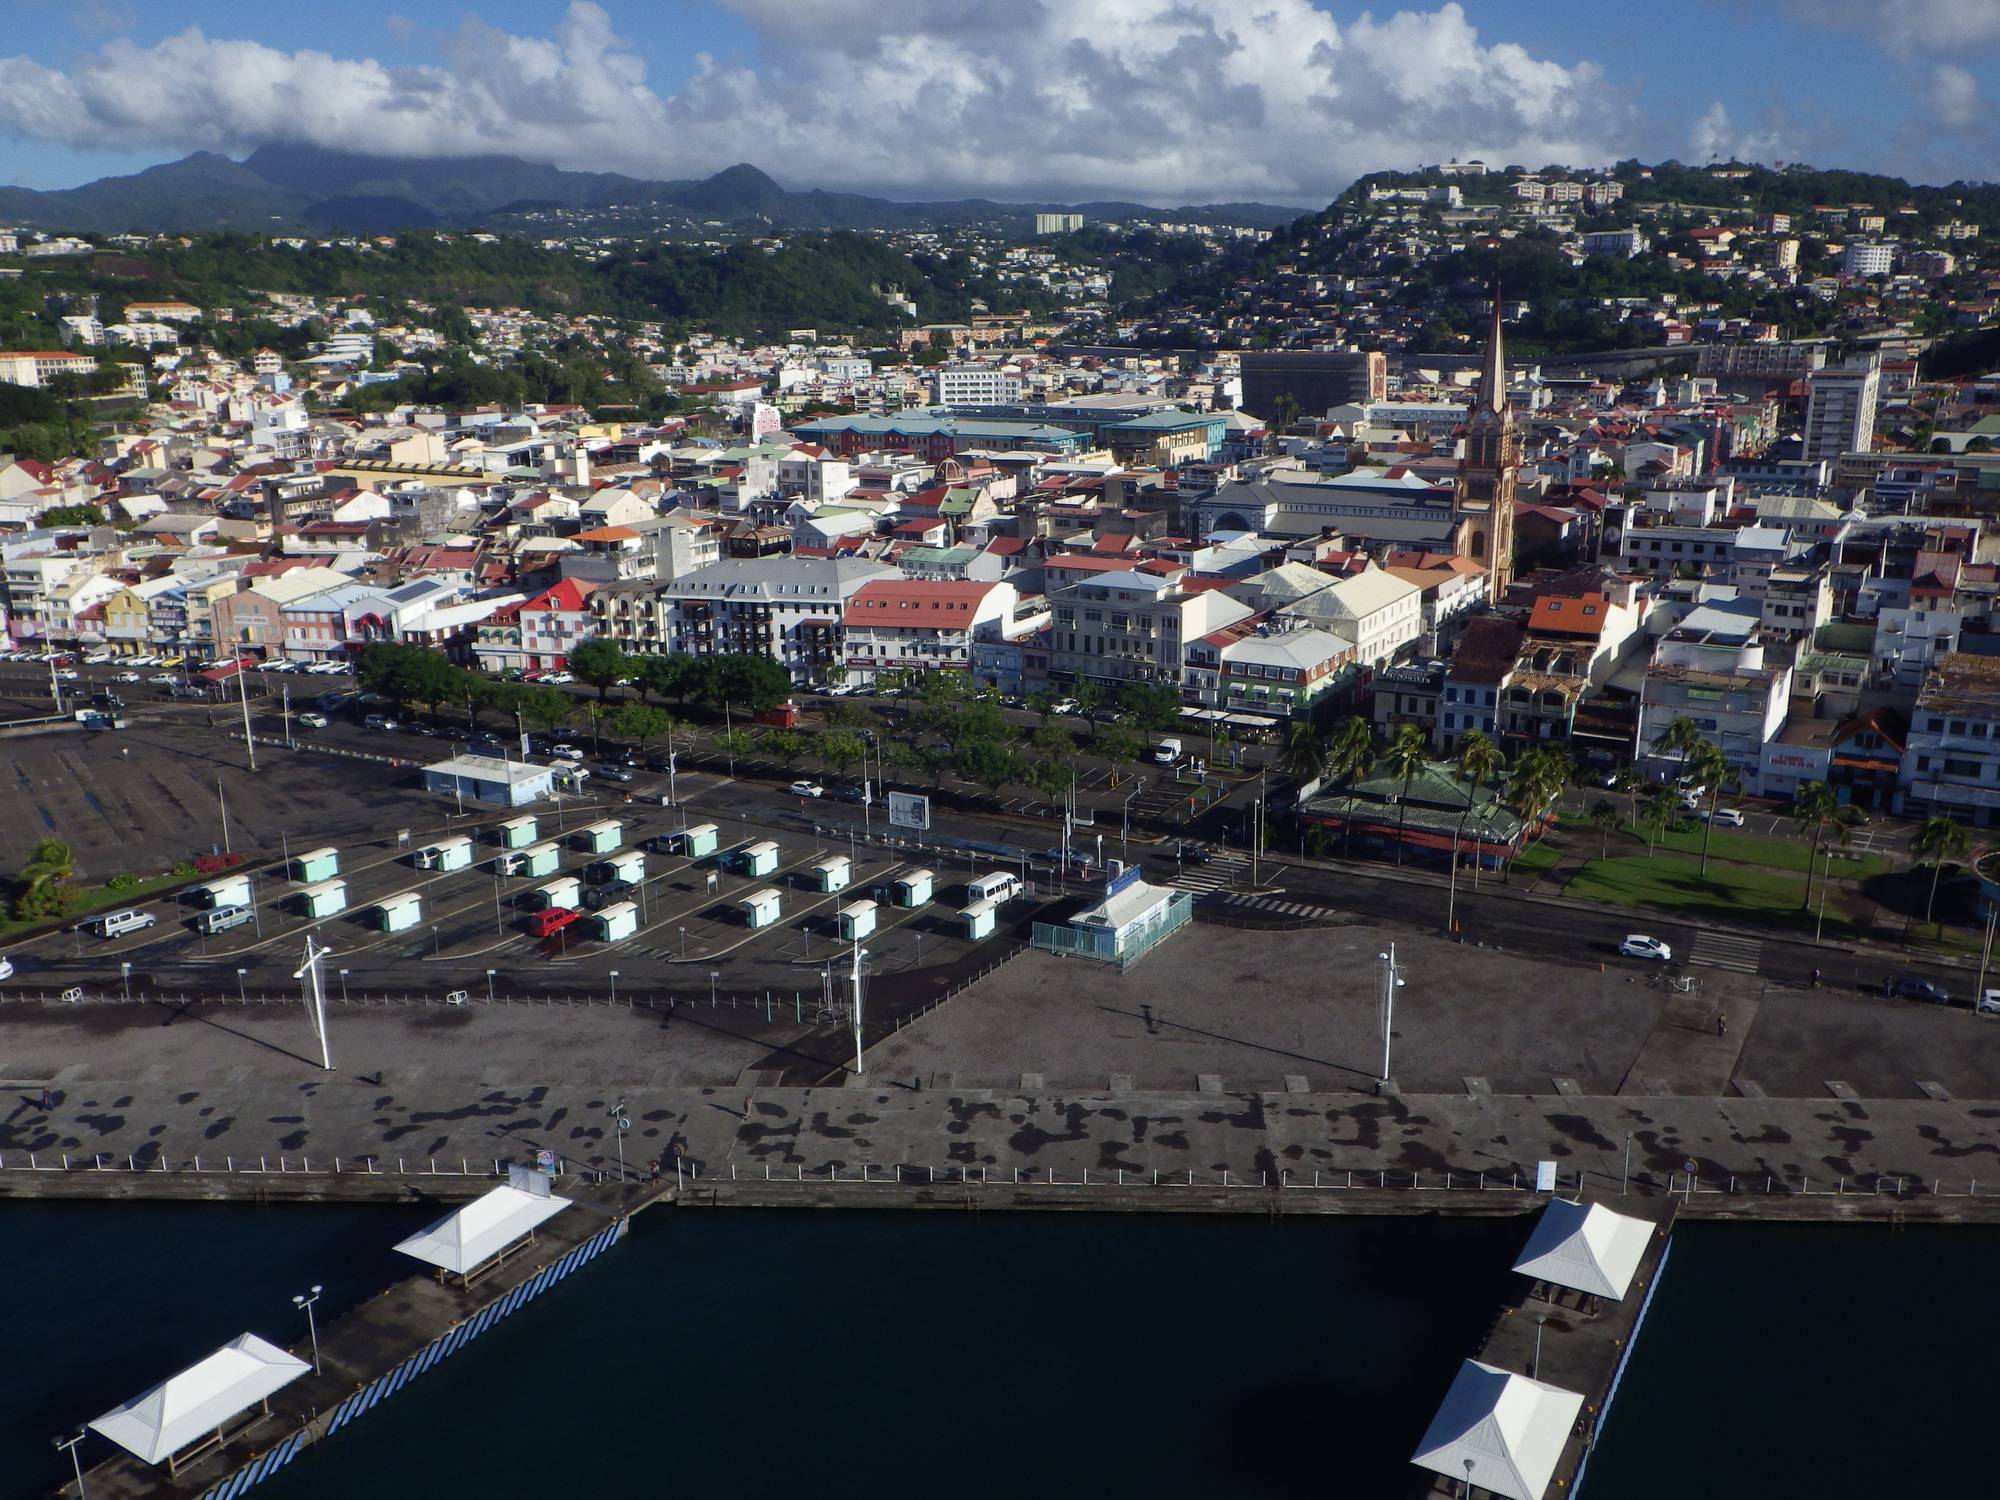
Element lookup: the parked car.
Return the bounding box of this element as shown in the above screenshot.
[149,672,177,684]
[1618,934,1673,962]
[83,651,112,665]
[1701,808,1745,827]
[1049,698,1080,715]
[549,744,584,762]
[526,907,581,941]
[466,738,505,759]
[644,751,675,773]
[55,668,79,681]
[1677,791,1703,812]
[295,712,328,729]
[789,780,825,798]
[363,714,399,731]
[0,955,14,981]
[1889,974,1951,1005]
[597,764,635,783]
[543,671,575,685]
[827,783,866,803]
[584,879,636,910]
[111,671,141,684]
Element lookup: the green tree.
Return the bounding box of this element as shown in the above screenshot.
[1026,760,1076,805]
[815,729,865,779]
[1912,813,1971,931]
[712,727,755,774]
[518,685,575,734]
[1096,725,1143,786]
[1325,715,1379,858]
[1686,740,1732,876]
[39,503,106,527]
[13,835,75,920]
[1116,680,1182,744]
[1639,785,1678,856]
[765,730,806,770]
[1654,715,1706,772]
[956,738,1026,795]
[939,699,1010,750]
[611,700,672,751]
[1456,730,1503,885]
[1381,721,1429,866]
[1032,720,1079,764]
[1279,722,1326,782]
[357,642,460,715]
[566,638,630,702]
[1588,799,1621,857]
[1792,781,1856,911]
[636,654,692,705]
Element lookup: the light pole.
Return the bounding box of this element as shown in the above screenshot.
[338,968,350,1004]
[667,749,678,807]
[1815,843,1833,943]
[1378,943,1405,1084]
[1463,1457,1475,1498]
[1121,778,1145,860]
[609,969,619,1004]
[119,961,130,1001]
[235,967,247,1003]
[1533,1313,1547,1379]
[291,936,334,1071]
[610,1101,627,1180]
[292,1285,323,1373]
[710,970,719,1006]
[1621,1133,1633,1197]
[54,1431,86,1498]
[485,968,496,1002]
[678,925,687,959]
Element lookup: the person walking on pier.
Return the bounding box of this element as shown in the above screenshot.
[1715,1012,1727,1037]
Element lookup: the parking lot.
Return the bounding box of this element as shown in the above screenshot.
[0,724,1034,1004]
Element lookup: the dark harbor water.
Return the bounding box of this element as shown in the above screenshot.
[3,1204,1992,1499]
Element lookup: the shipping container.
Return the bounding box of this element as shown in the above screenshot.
[289,847,339,883]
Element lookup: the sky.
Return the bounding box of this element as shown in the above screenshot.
[2,0,1997,206]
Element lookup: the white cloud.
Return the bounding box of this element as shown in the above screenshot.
[0,0,1627,204]
[1785,0,2000,53]
[1688,101,1791,165]
[1932,63,1982,129]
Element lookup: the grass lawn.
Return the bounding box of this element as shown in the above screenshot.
[1511,841,1561,876]
[1566,854,1868,937]
[0,868,192,943]
[1611,821,1893,878]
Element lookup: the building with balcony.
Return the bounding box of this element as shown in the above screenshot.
[1900,653,2000,825]
[840,578,1030,684]
[1046,570,1251,692]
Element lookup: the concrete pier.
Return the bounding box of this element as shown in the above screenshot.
[77,1178,666,1499]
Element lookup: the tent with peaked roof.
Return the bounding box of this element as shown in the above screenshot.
[1512,1197,1654,1300]
[91,1333,309,1469]
[394,1183,572,1281]
[1411,1359,1584,1500]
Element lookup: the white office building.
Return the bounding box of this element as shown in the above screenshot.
[1802,361,1880,464]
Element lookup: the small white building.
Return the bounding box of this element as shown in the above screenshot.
[422,755,553,808]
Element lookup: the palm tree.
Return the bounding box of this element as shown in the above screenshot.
[1686,740,1731,876]
[1588,799,1621,857]
[1456,730,1502,886]
[1654,715,1705,783]
[1792,781,1854,911]
[1280,722,1326,784]
[1612,768,1642,831]
[15,835,74,919]
[1324,715,1378,858]
[1381,722,1430,866]
[1912,813,1971,931]
[1639,785,1678,856]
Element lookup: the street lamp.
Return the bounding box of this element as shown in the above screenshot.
[1463,1457,1475,1498]
[485,968,497,1002]
[1378,944,1405,1084]
[610,1101,627,1180]
[678,925,687,959]
[1533,1313,1547,1380]
[292,1285,323,1374]
[119,961,131,1002]
[338,968,350,1004]
[54,1431,86,1498]
[710,970,720,1006]
[609,969,620,1003]
[235,967,247,1003]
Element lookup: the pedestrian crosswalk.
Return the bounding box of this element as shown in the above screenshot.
[1690,929,1762,974]
[1170,850,1247,894]
[1214,892,1343,926]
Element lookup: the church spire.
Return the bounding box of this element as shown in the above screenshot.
[1477,284,1506,415]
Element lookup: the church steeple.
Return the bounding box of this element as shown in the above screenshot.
[1453,283,1517,597]
[1476,283,1507,416]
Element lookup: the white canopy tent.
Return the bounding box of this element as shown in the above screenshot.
[1411,1359,1584,1500]
[91,1333,309,1472]
[394,1184,572,1283]
[1511,1198,1654,1301]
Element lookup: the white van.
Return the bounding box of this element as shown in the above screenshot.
[88,909,156,939]
[195,903,254,935]
[1151,737,1183,765]
[965,871,1021,905]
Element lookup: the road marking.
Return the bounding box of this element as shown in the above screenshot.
[1689,930,1762,973]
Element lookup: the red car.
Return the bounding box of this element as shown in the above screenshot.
[527,906,580,940]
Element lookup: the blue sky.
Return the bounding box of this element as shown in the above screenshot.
[3,1,1996,204]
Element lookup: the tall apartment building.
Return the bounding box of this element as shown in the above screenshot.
[1900,653,2000,825]
[1033,213,1084,234]
[1842,241,1895,277]
[1046,570,1251,691]
[932,364,1022,407]
[1695,341,1826,379]
[1240,350,1387,423]
[1802,360,1881,463]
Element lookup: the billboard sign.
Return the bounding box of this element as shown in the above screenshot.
[888,792,930,831]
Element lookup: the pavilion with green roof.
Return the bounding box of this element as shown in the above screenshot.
[1297,758,1549,867]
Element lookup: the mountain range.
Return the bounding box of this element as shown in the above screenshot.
[0,146,1300,237]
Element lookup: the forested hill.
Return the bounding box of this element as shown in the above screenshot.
[4,230,1064,338]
